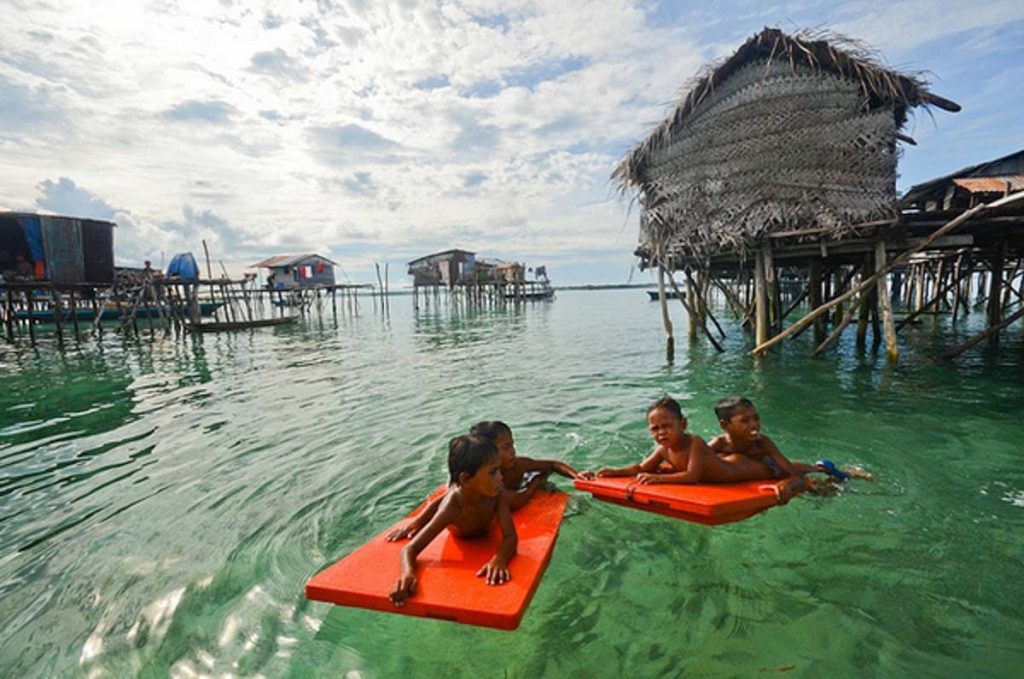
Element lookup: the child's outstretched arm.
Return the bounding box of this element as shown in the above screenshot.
[518,457,582,479]
[637,438,706,484]
[759,436,807,502]
[507,472,550,511]
[597,450,663,478]
[386,494,443,542]
[476,493,517,586]
[389,498,457,607]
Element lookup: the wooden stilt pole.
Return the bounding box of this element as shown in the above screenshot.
[987,241,1006,346]
[754,245,769,347]
[876,240,898,364]
[809,260,824,344]
[951,254,963,324]
[856,255,870,347]
[25,289,36,345]
[657,265,674,358]
[685,272,698,339]
[4,286,13,341]
[667,272,723,352]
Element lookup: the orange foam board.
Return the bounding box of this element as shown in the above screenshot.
[573,476,783,525]
[306,488,569,631]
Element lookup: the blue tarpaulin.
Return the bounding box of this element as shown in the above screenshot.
[16,216,45,262]
[166,252,199,280]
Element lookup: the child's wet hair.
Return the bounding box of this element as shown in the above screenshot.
[715,396,755,422]
[469,420,512,443]
[647,397,684,420]
[448,434,498,484]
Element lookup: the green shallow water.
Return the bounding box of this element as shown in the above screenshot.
[1,289,1022,677]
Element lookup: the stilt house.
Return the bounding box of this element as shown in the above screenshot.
[254,254,336,290]
[0,212,115,284]
[407,249,476,287]
[613,27,965,360]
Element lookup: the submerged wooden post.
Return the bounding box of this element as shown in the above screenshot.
[809,260,824,344]
[685,273,698,339]
[754,246,769,347]
[875,240,898,364]
[4,286,14,341]
[856,255,871,347]
[987,241,1005,345]
[657,265,674,358]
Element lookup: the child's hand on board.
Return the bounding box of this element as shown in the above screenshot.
[385,524,419,542]
[476,557,511,586]
[389,574,417,607]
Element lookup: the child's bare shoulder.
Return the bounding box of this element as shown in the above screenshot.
[707,434,728,451]
[686,433,709,449]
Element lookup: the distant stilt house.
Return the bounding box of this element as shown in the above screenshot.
[0,212,115,284]
[254,254,337,290]
[614,27,969,361]
[407,249,476,288]
[407,248,552,308]
[902,149,1024,212]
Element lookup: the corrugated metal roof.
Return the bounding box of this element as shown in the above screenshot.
[952,176,1024,193]
[252,253,337,268]
[407,248,475,266]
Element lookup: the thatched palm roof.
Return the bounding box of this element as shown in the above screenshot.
[615,27,959,265]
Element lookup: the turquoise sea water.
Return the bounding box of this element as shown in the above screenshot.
[1,289,1022,677]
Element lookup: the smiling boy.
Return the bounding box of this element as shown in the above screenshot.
[592,397,747,485]
[707,397,822,501]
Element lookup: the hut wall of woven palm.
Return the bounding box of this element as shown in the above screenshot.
[616,27,959,262]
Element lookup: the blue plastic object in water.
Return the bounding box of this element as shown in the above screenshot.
[816,458,850,481]
[166,252,200,280]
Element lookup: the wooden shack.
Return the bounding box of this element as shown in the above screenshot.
[0,212,115,284]
[407,249,476,287]
[254,254,337,290]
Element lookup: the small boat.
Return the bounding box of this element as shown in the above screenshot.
[188,316,297,332]
[14,302,221,322]
[647,290,681,301]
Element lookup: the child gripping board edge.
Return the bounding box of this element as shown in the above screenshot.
[305,487,569,631]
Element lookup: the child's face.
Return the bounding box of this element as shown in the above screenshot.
[463,456,504,497]
[647,407,687,448]
[722,405,760,443]
[495,432,516,466]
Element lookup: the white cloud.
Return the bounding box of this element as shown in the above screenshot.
[0,1,1020,283]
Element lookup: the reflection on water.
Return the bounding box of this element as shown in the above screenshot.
[1,290,1022,676]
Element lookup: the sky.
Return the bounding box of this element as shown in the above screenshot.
[1,1,1022,287]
